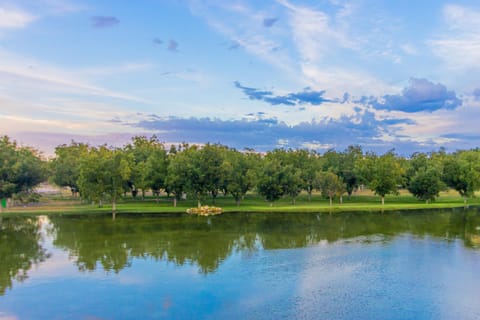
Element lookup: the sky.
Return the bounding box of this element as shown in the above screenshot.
[1,0,480,156]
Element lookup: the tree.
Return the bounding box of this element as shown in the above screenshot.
[0,137,20,210]
[339,145,363,197]
[358,151,404,205]
[197,144,226,204]
[0,136,46,212]
[443,150,480,205]
[316,171,345,207]
[257,158,285,206]
[406,152,445,203]
[289,149,320,202]
[78,146,132,212]
[145,148,168,203]
[221,150,258,206]
[165,146,194,207]
[124,136,164,199]
[408,168,444,203]
[50,142,89,196]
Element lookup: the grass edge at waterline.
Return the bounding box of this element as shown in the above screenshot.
[2,190,480,216]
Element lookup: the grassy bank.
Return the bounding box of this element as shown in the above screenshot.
[2,189,479,217]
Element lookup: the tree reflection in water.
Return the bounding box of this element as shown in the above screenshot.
[0,216,50,295]
[47,208,480,275]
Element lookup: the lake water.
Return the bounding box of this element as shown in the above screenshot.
[1,208,480,319]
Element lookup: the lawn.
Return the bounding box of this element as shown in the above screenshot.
[3,189,479,216]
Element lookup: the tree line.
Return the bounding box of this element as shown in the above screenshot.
[2,135,480,211]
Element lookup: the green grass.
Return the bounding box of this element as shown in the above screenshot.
[3,189,480,216]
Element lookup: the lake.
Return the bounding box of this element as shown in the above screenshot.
[1,208,480,319]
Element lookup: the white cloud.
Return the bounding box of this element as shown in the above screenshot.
[300,64,399,98]
[188,0,297,76]
[0,50,151,103]
[80,62,157,77]
[277,0,357,64]
[430,5,480,70]
[0,6,36,28]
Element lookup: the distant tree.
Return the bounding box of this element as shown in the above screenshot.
[316,171,345,207]
[78,146,132,212]
[165,146,195,207]
[0,137,21,208]
[443,150,480,205]
[408,168,445,203]
[0,136,46,212]
[51,141,89,196]
[198,144,227,204]
[289,149,320,202]
[282,164,303,205]
[406,152,445,203]
[221,150,258,206]
[257,158,285,206]
[124,136,162,199]
[146,148,169,203]
[357,151,404,205]
[339,145,363,197]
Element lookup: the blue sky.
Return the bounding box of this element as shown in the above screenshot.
[1,0,480,155]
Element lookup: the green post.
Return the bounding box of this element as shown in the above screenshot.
[1,198,6,209]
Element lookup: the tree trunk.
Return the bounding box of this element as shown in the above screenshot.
[156,192,159,204]
[329,196,332,207]
[464,197,467,206]
[236,199,240,207]
[308,190,312,202]
[142,190,145,201]
[173,197,177,207]
[381,196,385,206]
[112,198,116,213]
[292,197,296,205]
[197,199,201,208]
[340,196,343,204]
[99,200,103,208]
[270,202,273,207]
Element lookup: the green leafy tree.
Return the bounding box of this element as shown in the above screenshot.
[257,157,285,206]
[124,136,164,199]
[165,146,195,207]
[408,168,445,203]
[316,171,345,207]
[50,141,89,196]
[78,146,132,212]
[0,137,20,209]
[198,144,226,204]
[221,150,258,206]
[146,148,168,203]
[443,150,480,205]
[406,153,445,203]
[357,151,404,205]
[339,145,363,197]
[0,136,46,212]
[290,149,320,202]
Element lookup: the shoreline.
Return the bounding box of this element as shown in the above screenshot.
[2,196,478,217]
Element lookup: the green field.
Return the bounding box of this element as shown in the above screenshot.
[3,189,479,216]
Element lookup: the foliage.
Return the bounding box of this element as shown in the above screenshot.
[77,146,132,211]
[406,152,445,203]
[0,136,46,210]
[442,150,480,203]
[257,157,285,204]
[357,151,405,204]
[50,142,88,195]
[316,171,345,207]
